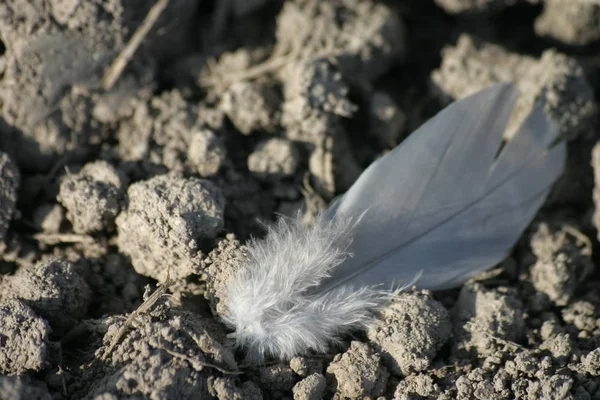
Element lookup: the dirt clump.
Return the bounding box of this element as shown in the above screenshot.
[1,258,91,334]
[535,0,600,46]
[292,373,327,400]
[0,299,57,374]
[367,290,452,376]
[326,341,389,399]
[115,175,225,281]
[0,375,52,400]
[58,161,128,234]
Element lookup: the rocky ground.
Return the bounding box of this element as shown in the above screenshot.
[0,0,599,399]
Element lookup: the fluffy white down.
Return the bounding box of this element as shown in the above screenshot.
[224,213,387,362]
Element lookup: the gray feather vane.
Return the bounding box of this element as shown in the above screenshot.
[224,83,566,361]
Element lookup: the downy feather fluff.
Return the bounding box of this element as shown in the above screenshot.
[224,82,566,362]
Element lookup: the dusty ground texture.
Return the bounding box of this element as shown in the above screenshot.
[0,0,599,399]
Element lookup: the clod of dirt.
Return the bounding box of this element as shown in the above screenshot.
[247,138,301,181]
[582,348,600,374]
[538,321,580,367]
[528,223,593,306]
[58,160,128,234]
[31,203,64,234]
[116,175,225,281]
[0,152,19,249]
[0,299,56,374]
[116,90,227,177]
[80,308,237,399]
[450,357,580,400]
[283,58,362,197]
[187,129,228,177]
[207,377,263,400]
[0,21,105,172]
[220,81,280,135]
[289,356,325,378]
[431,34,596,141]
[0,0,193,60]
[0,0,196,171]
[393,373,440,400]
[200,234,248,317]
[276,0,405,82]
[454,368,499,400]
[535,0,600,46]
[204,0,404,91]
[452,282,525,355]
[525,377,576,400]
[292,373,326,400]
[0,376,52,400]
[281,58,358,199]
[505,351,550,378]
[282,58,357,142]
[255,364,297,394]
[326,341,389,399]
[1,258,91,335]
[433,0,517,14]
[540,331,576,366]
[561,300,599,333]
[367,291,452,376]
[0,38,102,171]
[368,91,406,147]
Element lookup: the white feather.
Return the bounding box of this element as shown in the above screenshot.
[224,213,389,362]
[319,83,565,292]
[224,83,566,361]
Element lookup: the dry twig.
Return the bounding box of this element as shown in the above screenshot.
[32,233,96,245]
[101,0,169,90]
[99,275,173,361]
[160,346,242,375]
